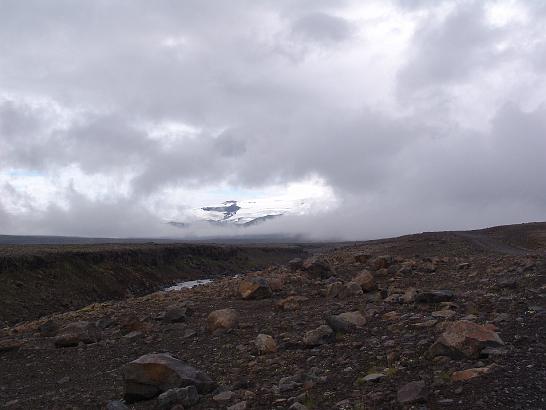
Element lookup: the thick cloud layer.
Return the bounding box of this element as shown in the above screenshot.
[0,0,545,239]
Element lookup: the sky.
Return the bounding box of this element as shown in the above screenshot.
[1,0,546,240]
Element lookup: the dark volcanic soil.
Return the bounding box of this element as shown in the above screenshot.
[0,223,545,409]
[0,243,306,325]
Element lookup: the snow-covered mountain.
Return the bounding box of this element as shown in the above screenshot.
[167,180,338,229]
[168,197,322,228]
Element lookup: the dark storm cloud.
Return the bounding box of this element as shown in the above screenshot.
[0,0,545,238]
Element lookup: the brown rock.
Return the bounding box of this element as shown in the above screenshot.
[382,311,400,321]
[354,252,371,263]
[276,296,309,310]
[239,277,272,300]
[122,353,216,402]
[303,325,335,346]
[402,287,418,303]
[352,270,375,291]
[339,281,364,298]
[451,365,494,382]
[302,257,334,279]
[371,255,393,270]
[268,277,284,292]
[429,320,504,358]
[326,311,366,332]
[255,334,277,353]
[326,281,344,298]
[207,309,239,334]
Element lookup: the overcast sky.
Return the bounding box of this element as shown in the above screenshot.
[1,0,545,240]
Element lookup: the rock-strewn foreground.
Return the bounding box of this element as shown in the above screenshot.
[1,223,545,409]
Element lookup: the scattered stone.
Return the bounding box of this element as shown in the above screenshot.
[327,311,366,333]
[397,380,427,404]
[213,390,234,402]
[429,320,504,358]
[289,403,308,410]
[451,365,494,382]
[54,321,101,347]
[303,325,335,346]
[57,376,70,384]
[402,287,418,303]
[432,310,456,319]
[382,311,400,321]
[384,294,402,303]
[480,346,508,357]
[227,401,247,410]
[415,290,455,303]
[363,373,385,382]
[352,270,375,291]
[255,334,277,354]
[122,353,216,402]
[239,277,272,300]
[302,257,334,279]
[413,320,438,328]
[326,281,344,298]
[277,296,309,310]
[157,386,200,409]
[498,278,517,289]
[339,281,364,298]
[207,309,239,334]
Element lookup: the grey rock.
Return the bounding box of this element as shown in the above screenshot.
[415,290,454,303]
[303,325,335,346]
[106,400,130,410]
[397,380,427,404]
[157,386,199,409]
[122,353,216,403]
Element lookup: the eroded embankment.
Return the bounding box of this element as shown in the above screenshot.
[0,243,305,325]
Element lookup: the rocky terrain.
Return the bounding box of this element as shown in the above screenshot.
[0,243,305,325]
[1,223,545,409]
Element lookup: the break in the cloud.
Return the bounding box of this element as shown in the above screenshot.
[0,0,545,239]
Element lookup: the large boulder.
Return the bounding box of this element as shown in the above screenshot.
[121,353,216,403]
[302,257,334,279]
[239,277,272,300]
[352,271,375,291]
[326,311,366,333]
[54,321,101,348]
[207,308,239,334]
[429,320,504,358]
